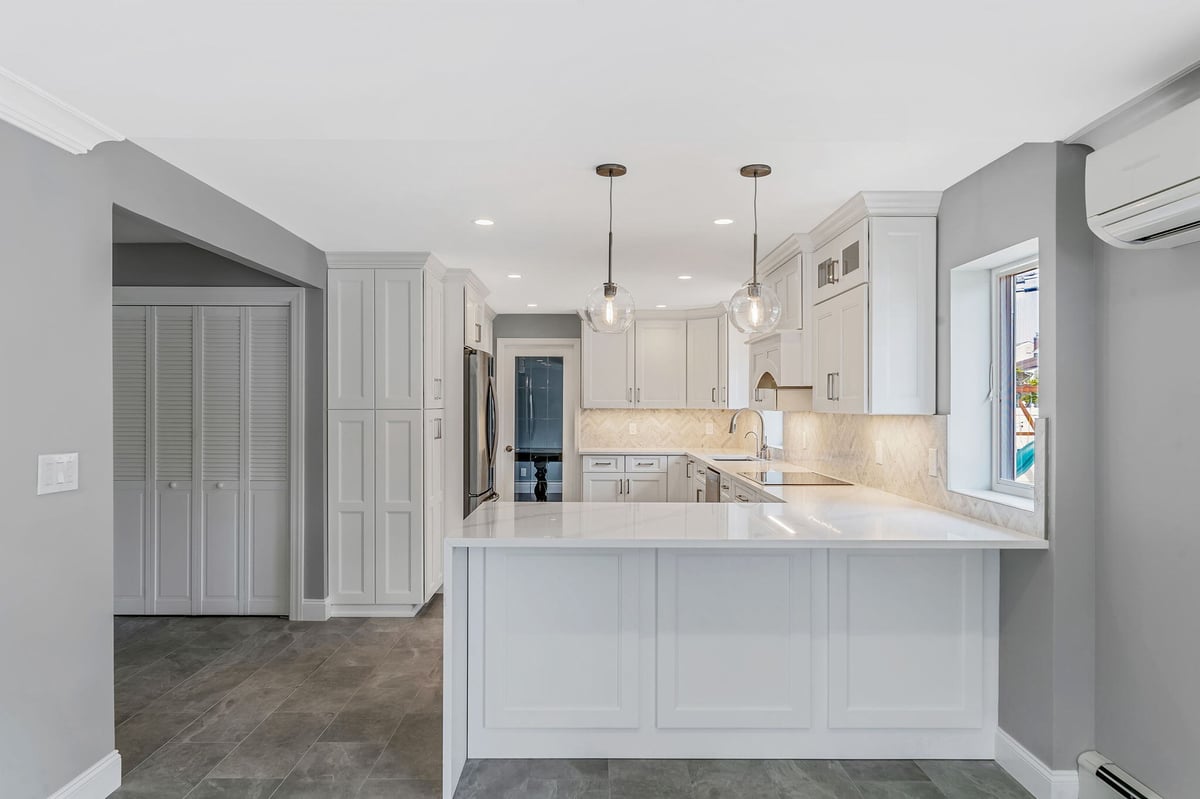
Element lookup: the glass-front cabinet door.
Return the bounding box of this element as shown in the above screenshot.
[512,356,565,502]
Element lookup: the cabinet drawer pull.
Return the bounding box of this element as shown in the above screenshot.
[636,461,654,467]
[593,460,613,466]
[711,387,717,403]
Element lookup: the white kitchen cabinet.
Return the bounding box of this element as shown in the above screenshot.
[376,270,423,410]
[686,317,720,409]
[626,473,668,502]
[812,216,935,415]
[581,324,635,408]
[423,410,446,602]
[582,473,625,502]
[328,269,375,410]
[814,218,869,306]
[423,274,445,408]
[327,254,455,614]
[667,456,689,502]
[464,284,490,353]
[763,253,803,331]
[634,320,688,408]
[329,410,376,605]
[691,461,707,503]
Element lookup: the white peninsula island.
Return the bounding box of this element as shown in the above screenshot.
[440,473,1046,798]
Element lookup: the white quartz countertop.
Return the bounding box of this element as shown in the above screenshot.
[451,488,1048,550]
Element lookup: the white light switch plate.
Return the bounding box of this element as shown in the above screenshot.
[875,440,884,465]
[37,452,79,495]
[628,423,638,435]
[705,422,715,435]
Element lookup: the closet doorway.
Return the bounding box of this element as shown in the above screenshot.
[112,287,305,617]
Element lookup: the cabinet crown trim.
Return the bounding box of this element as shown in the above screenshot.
[445,267,491,296]
[757,233,809,275]
[327,251,446,274]
[809,191,943,250]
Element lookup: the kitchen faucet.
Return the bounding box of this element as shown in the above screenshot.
[729,408,770,460]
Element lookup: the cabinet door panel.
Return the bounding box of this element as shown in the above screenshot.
[686,317,720,409]
[376,270,423,409]
[376,410,423,604]
[582,325,634,408]
[837,285,869,414]
[328,269,375,409]
[155,484,193,613]
[634,320,687,408]
[114,484,147,613]
[424,411,446,602]
[813,303,840,413]
[625,473,667,502]
[582,473,624,502]
[247,485,289,615]
[329,411,375,604]
[424,275,446,407]
[200,484,240,614]
[869,217,936,414]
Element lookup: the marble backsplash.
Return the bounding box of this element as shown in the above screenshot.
[781,412,1044,536]
[578,409,747,450]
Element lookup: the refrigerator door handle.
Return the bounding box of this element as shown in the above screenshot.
[486,376,498,467]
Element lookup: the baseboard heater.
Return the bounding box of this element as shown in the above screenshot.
[1079,751,1161,799]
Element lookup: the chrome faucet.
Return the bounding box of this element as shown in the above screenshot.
[729,408,770,459]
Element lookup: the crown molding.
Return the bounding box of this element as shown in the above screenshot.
[0,66,123,155]
[444,267,490,297]
[809,191,942,249]
[326,250,440,270]
[757,233,810,274]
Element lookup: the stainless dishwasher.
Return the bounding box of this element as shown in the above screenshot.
[705,467,721,503]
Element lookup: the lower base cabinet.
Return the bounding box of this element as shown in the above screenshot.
[463,546,996,758]
[328,408,444,609]
[581,472,667,502]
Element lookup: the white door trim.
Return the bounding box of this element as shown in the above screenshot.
[495,338,581,502]
[113,286,306,620]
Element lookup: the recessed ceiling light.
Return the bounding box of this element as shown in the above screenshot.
[527,303,538,308]
[507,274,522,279]
[677,275,693,280]
[474,218,495,226]
[714,218,734,225]
[655,304,668,308]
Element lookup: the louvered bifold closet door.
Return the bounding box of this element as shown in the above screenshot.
[114,307,150,613]
[198,307,243,614]
[153,306,196,614]
[246,306,290,614]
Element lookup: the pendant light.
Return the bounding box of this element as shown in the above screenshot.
[584,163,636,334]
[728,164,782,335]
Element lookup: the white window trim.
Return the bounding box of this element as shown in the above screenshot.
[990,259,1038,500]
[946,238,1039,517]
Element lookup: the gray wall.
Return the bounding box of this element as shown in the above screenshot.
[493,313,582,343]
[114,242,292,286]
[1094,242,1200,795]
[0,121,117,798]
[112,244,327,599]
[0,121,327,797]
[937,142,1096,769]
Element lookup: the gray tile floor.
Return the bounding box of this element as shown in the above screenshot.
[112,601,1031,798]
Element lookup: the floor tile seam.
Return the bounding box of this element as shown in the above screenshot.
[260,712,342,798]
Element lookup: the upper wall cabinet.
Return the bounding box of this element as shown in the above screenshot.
[763,252,804,331]
[582,310,747,410]
[809,194,940,415]
[328,269,376,409]
[423,275,445,408]
[376,270,424,409]
[464,284,493,354]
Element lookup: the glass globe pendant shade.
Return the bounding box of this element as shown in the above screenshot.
[729,281,782,335]
[585,282,635,334]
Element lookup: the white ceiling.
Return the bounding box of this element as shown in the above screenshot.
[3,1,1199,312]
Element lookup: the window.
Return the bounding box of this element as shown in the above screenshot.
[993,263,1038,497]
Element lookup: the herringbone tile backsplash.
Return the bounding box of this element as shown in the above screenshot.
[578,409,746,450]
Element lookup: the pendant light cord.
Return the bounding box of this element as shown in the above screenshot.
[607,174,614,285]
[751,173,759,285]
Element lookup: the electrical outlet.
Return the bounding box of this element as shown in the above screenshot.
[928,448,938,477]
[628,422,638,435]
[802,429,809,450]
[705,422,715,435]
[875,440,884,465]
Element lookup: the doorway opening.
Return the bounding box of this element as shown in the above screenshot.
[496,339,580,502]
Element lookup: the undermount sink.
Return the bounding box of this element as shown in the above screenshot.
[709,455,761,462]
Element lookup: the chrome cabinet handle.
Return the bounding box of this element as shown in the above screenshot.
[833,372,841,401]
[711,387,717,403]
[436,419,443,440]
[474,323,481,342]
[686,462,693,478]
[618,478,624,495]
[625,478,631,494]
[627,387,633,403]
[830,259,840,283]
[721,386,726,404]
[826,373,833,401]
[636,387,641,402]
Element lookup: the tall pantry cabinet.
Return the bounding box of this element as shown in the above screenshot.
[327,254,447,614]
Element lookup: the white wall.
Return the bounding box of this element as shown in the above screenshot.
[1094,241,1200,796]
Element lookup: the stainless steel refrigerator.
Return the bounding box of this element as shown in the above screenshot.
[464,348,498,514]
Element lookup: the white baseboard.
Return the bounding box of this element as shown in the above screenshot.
[48,750,121,799]
[329,603,421,618]
[299,597,331,621]
[996,729,1079,799]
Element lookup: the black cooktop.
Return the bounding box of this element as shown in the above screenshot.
[746,471,851,486]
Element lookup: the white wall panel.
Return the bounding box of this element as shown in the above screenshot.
[658,551,812,729]
[829,550,985,728]
[482,548,641,729]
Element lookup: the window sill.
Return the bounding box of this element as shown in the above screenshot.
[949,487,1036,513]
